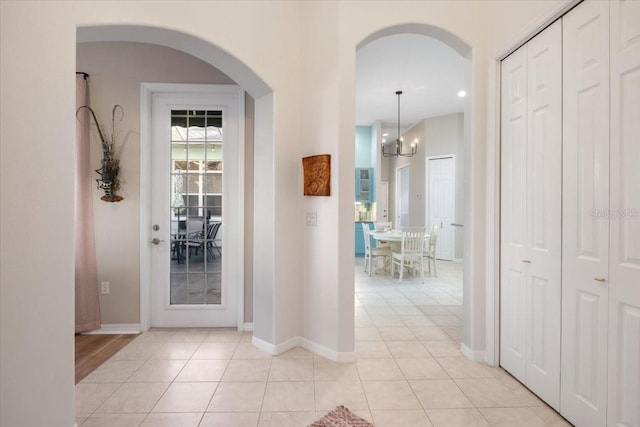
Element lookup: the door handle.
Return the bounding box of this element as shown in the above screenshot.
[594,277,607,283]
[151,238,165,245]
[522,259,531,263]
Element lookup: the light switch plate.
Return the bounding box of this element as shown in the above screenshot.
[306,211,317,226]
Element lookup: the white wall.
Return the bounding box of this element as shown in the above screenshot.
[77,41,238,324]
[388,113,465,259]
[0,1,576,424]
[1,3,300,425]
[300,1,352,356]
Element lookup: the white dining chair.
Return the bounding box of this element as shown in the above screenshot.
[374,221,392,232]
[362,223,391,276]
[424,224,439,277]
[390,227,426,283]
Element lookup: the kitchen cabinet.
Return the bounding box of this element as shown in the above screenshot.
[355,168,374,202]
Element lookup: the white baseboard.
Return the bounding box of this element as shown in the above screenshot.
[81,324,141,335]
[460,343,486,362]
[241,322,254,332]
[251,335,298,355]
[251,335,355,363]
[301,338,356,363]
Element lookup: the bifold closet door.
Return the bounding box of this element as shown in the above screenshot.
[608,1,640,426]
[561,2,610,426]
[500,43,528,383]
[500,21,562,409]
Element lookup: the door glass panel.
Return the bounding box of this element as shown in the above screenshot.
[170,109,223,305]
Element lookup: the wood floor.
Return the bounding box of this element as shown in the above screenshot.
[75,333,138,384]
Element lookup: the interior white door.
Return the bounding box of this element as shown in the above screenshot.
[396,166,409,228]
[149,85,243,327]
[608,2,640,426]
[427,156,454,261]
[500,43,529,383]
[500,21,562,409]
[561,2,610,425]
[378,181,389,222]
[524,20,562,410]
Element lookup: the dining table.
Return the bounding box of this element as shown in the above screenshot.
[369,230,431,275]
[370,230,431,252]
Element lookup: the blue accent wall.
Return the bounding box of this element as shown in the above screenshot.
[355,126,372,168]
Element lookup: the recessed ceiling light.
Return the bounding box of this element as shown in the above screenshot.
[382,133,389,137]
[382,138,387,143]
[458,90,466,98]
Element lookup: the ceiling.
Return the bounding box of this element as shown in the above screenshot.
[356,33,467,136]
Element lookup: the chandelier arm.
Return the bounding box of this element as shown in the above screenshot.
[380,90,417,158]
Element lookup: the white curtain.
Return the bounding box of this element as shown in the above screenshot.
[75,74,101,333]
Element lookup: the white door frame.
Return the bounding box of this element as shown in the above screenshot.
[378,181,389,222]
[139,83,245,331]
[486,1,578,366]
[425,154,456,261]
[395,165,409,229]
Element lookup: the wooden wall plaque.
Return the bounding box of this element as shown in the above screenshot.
[302,154,331,196]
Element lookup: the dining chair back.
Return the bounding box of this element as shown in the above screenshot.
[390,227,426,283]
[207,222,222,258]
[424,224,439,276]
[186,217,204,237]
[375,221,392,232]
[362,223,390,276]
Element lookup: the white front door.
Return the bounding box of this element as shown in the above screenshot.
[147,84,243,327]
[396,166,409,228]
[426,156,454,261]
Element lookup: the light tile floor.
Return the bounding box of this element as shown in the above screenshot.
[76,260,572,427]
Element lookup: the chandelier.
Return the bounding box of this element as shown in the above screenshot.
[381,90,418,157]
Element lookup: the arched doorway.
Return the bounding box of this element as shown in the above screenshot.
[76,25,276,343]
[353,23,477,360]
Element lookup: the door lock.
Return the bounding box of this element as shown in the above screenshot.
[152,224,160,231]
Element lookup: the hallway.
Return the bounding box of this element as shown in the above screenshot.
[74,261,570,426]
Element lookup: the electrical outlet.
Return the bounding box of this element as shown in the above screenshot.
[100,281,110,295]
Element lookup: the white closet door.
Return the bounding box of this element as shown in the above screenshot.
[561,2,610,425]
[524,20,562,409]
[500,45,528,383]
[427,156,455,261]
[609,1,640,426]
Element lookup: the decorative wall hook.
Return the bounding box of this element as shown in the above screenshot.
[76,105,124,202]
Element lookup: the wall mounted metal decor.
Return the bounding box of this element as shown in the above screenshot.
[76,105,124,202]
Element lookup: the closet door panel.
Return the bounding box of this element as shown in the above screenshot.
[525,20,562,409]
[500,46,528,382]
[609,1,640,426]
[561,2,610,426]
